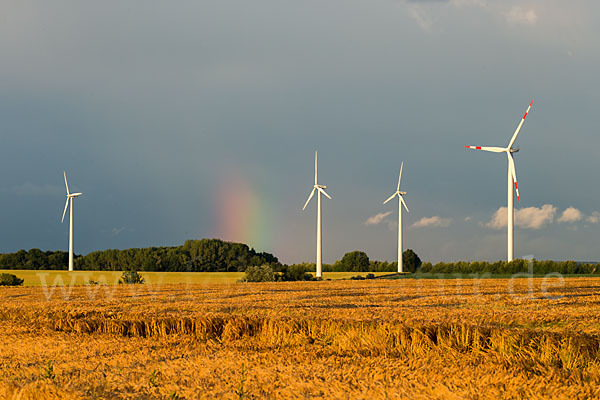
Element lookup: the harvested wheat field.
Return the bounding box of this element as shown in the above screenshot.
[2,277,600,399]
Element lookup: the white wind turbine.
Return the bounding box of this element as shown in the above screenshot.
[465,100,533,261]
[383,162,409,273]
[61,171,83,272]
[302,151,331,278]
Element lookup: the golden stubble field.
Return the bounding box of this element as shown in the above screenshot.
[1,277,600,399]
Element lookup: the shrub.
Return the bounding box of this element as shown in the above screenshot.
[280,264,315,281]
[41,360,55,380]
[0,273,24,286]
[119,270,145,284]
[243,265,276,282]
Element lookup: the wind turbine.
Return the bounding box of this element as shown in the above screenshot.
[302,151,331,278]
[465,100,533,261]
[61,171,83,272]
[383,162,409,273]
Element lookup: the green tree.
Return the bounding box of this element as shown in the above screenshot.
[402,249,422,273]
[338,251,370,272]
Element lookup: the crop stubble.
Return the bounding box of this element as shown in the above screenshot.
[1,278,600,399]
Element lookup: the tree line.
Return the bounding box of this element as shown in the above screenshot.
[0,242,596,275]
[284,250,422,273]
[0,239,278,272]
[420,259,599,275]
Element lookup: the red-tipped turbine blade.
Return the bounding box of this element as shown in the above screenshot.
[508,100,534,149]
[465,146,505,152]
[508,153,520,203]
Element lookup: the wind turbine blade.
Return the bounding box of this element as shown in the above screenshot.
[383,192,397,205]
[464,146,506,153]
[508,153,520,203]
[317,187,332,200]
[61,198,69,223]
[400,196,410,213]
[314,151,318,185]
[397,162,403,191]
[507,100,533,149]
[302,188,315,211]
[63,171,70,195]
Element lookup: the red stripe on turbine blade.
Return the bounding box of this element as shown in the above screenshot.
[465,146,470,148]
[515,182,518,189]
[476,146,482,150]
[530,99,534,106]
[523,112,528,119]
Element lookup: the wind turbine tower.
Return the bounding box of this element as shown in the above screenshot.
[302,151,331,278]
[61,171,83,272]
[383,162,409,273]
[465,100,533,261]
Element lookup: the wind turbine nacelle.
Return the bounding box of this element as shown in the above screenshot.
[315,185,327,189]
[69,193,83,197]
[510,148,519,153]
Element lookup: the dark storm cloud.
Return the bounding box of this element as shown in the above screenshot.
[0,1,599,263]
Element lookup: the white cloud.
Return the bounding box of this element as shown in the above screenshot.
[504,6,538,25]
[557,207,583,223]
[486,208,508,229]
[112,227,126,236]
[515,205,556,229]
[411,216,452,228]
[587,212,600,224]
[365,211,393,226]
[407,4,436,32]
[404,1,542,32]
[464,216,472,222]
[486,204,557,230]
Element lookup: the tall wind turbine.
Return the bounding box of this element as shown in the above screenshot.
[302,151,331,278]
[383,162,409,273]
[465,100,533,261]
[61,171,83,272]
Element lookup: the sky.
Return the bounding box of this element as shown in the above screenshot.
[1,0,599,264]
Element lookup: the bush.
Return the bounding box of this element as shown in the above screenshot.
[244,264,317,282]
[350,273,375,280]
[0,273,24,286]
[280,264,315,281]
[119,270,145,284]
[243,265,276,282]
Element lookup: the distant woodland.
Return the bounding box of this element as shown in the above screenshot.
[0,241,596,274]
[0,239,277,272]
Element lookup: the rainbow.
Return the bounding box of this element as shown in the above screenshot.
[213,169,273,252]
